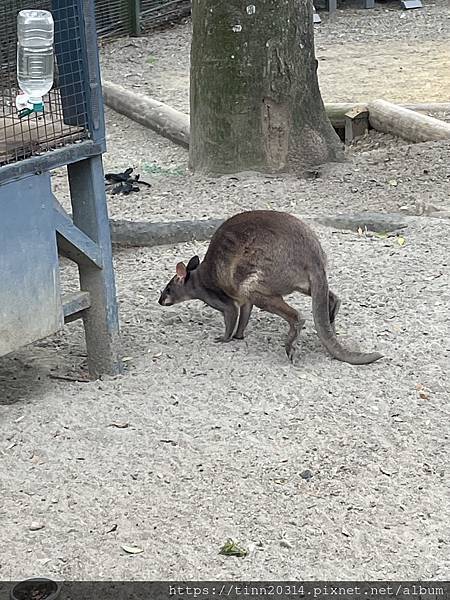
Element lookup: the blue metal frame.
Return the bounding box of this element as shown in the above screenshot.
[0,173,63,357]
[0,0,122,377]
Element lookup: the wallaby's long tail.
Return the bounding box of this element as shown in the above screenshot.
[310,270,383,365]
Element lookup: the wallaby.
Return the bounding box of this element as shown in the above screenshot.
[158,210,383,365]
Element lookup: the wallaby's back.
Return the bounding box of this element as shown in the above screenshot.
[202,210,326,299]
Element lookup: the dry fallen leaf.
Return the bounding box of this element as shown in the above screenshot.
[109,422,129,429]
[121,544,144,554]
[397,236,406,246]
[30,452,44,464]
[380,464,399,476]
[392,416,404,423]
[416,383,430,399]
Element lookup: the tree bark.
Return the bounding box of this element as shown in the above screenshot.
[189,0,343,176]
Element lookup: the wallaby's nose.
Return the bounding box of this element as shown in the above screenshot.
[158,296,164,305]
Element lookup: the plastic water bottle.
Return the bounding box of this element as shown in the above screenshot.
[17,9,54,112]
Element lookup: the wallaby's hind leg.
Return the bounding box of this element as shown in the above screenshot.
[329,291,341,328]
[234,303,253,339]
[252,294,305,361]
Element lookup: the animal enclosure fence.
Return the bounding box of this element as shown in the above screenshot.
[76,0,191,38]
[1,0,191,44]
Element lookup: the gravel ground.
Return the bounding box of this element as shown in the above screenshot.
[1,0,450,582]
[1,217,449,580]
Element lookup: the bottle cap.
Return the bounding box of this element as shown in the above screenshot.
[33,101,44,112]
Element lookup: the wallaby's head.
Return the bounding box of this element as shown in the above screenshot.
[158,255,200,306]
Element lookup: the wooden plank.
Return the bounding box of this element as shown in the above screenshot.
[0,114,85,165]
[345,107,369,143]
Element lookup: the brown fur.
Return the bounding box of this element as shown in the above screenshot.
[158,210,383,365]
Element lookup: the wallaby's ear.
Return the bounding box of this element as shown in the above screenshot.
[187,255,200,272]
[175,262,187,281]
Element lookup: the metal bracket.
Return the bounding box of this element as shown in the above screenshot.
[63,291,91,323]
[52,195,103,269]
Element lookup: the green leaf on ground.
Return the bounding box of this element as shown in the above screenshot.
[219,539,248,557]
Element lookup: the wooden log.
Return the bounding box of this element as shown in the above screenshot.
[109,218,224,248]
[367,99,450,143]
[109,212,411,249]
[324,102,450,130]
[401,102,450,113]
[102,81,190,148]
[101,81,450,148]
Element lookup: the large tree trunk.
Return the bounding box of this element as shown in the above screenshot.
[189,0,343,175]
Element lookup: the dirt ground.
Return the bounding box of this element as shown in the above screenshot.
[1,0,450,582]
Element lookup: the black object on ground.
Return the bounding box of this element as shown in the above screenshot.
[10,578,61,600]
[300,469,314,481]
[104,167,151,195]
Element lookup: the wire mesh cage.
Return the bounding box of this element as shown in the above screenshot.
[140,0,191,32]
[94,0,191,38]
[94,0,132,37]
[0,0,91,167]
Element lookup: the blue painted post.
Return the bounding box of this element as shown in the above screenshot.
[67,156,122,377]
[66,0,122,378]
